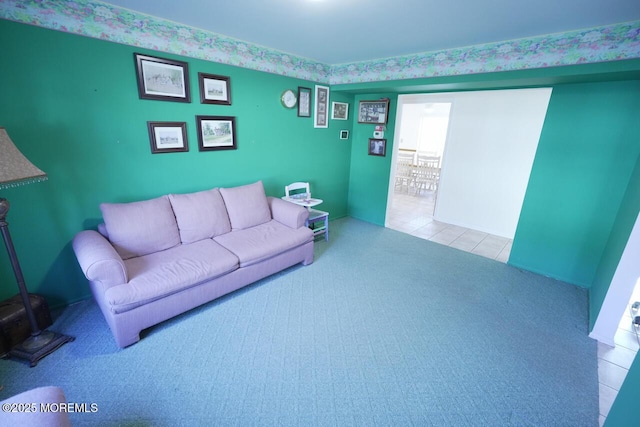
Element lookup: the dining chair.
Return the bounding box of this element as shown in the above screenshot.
[414,155,441,194]
[395,152,416,193]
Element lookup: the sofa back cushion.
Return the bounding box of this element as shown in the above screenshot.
[168,188,232,243]
[219,181,272,230]
[100,196,181,260]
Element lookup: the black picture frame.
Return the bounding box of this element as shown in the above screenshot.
[368,138,387,157]
[196,115,237,151]
[298,86,312,117]
[358,99,390,124]
[147,122,188,154]
[332,102,349,120]
[134,53,190,103]
[198,72,231,105]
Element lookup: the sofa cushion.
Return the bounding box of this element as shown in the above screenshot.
[100,196,181,260]
[214,219,313,267]
[219,181,271,230]
[105,239,239,313]
[169,188,231,244]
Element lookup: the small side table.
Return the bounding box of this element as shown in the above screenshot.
[282,196,329,241]
[307,209,329,241]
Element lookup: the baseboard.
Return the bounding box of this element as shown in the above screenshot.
[588,330,615,347]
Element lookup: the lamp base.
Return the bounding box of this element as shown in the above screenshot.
[8,330,74,367]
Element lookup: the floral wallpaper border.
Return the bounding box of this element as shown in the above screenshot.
[331,21,640,85]
[1,0,639,86]
[0,0,331,82]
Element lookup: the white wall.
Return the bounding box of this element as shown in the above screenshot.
[397,104,422,150]
[397,88,552,238]
[590,211,640,346]
[398,103,450,154]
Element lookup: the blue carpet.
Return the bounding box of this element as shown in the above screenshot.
[0,218,598,426]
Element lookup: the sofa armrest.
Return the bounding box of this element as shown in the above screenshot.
[72,230,128,288]
[268,197,309,229]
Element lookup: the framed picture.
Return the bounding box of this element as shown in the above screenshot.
[331,102,349,120]
[368,138,387,157]
[134,53,190,103]
[147,122,188,154]
[314,85,330,128]
[198,73,231,105]
[298,86,311,117]
[340,130,349,140]
[196,115,237,151]
[358,99,390,124]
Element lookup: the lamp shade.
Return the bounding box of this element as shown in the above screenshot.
[0,127,47,190]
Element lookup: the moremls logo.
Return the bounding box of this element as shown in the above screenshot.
[40,402,99,413]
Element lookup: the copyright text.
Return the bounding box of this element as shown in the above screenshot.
[2,402,99,413]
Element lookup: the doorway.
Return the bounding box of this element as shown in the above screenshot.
[391,101,451,212]
[385,88,553,261]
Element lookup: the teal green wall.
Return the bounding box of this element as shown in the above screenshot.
[0,20,352,306]
[342,80,640,290]
[343,80,640,426]
[510,81,640,287]
[347,94,397,226]
[4,15,640,425]
[339,76,640,426]
[4,20,637,308]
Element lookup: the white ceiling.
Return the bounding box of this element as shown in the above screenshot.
[101,0,640,64]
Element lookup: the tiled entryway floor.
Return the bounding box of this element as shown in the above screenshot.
[597,283,640,426]
[386,189,636,426]
[385,190,512,262]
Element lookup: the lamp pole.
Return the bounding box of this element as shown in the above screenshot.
[0,197,74,366]
[0,198,41,337]
[0,127,74,366]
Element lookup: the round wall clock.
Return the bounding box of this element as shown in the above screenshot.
[281,89,297,109]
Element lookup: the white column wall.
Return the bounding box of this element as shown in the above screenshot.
[431,88,552,238]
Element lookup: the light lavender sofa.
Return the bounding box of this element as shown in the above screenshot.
[72,181,314,348]
[0,386,71,427]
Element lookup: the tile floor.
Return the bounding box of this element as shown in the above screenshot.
[597,284,640,426]
[385,188,638,426]
[385,190,512,263]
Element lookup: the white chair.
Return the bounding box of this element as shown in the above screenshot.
[417,154,440,169]
[414,155,441,194]
[285,182,311,201]
[395,152,415,193]
[284,182,329,241]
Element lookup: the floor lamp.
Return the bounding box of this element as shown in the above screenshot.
[0,127,73,367]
